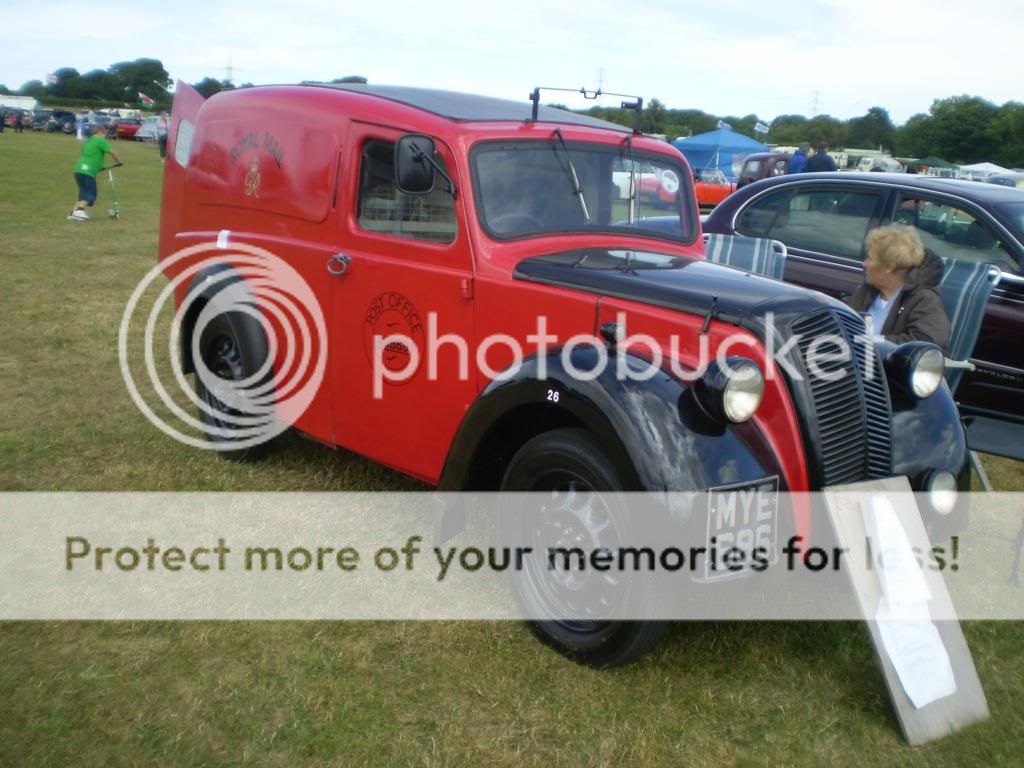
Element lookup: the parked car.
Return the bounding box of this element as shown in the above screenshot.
[116,117,142,139]
[159,84,969,665]
[610,159,681,207]
[737,151,789,188]
[693,167,736,208]
[134,115,161,142]
[45,110,75,133]
[30,109,53,130]
[704,172,1024,459]
[857,156,904,173]
[987,173,1024,190]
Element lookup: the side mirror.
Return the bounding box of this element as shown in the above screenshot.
[395,134,436,195]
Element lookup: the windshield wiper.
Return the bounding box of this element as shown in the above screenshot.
[624,135,637,224]
[552,129,590,222]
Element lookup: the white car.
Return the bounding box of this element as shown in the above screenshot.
[857,155,904,173]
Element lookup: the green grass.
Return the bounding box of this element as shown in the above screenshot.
[1,132,1023,766]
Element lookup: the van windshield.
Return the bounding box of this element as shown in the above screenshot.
[471,140,696,242]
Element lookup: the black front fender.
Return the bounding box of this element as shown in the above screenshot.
[890,381,970,489]
[440,346,786,495]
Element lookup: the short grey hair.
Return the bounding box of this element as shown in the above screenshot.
[865,225,925,271]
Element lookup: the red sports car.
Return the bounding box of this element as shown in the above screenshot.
[693,168,736,209]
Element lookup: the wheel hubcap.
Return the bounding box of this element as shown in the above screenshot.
[520,475,626,629]
[198,333,245,434]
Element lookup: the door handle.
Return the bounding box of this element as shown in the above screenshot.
[327,253,351,276]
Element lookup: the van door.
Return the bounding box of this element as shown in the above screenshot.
[328,124,475,483]
[162,84,343,447]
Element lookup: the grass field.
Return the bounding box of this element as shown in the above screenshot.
[1,131,1022,766]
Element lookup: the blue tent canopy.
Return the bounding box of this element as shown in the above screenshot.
[672,128,768,181]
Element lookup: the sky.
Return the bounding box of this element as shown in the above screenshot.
[1,0,1019,125]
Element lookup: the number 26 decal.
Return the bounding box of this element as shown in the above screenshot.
[546,389,560,403]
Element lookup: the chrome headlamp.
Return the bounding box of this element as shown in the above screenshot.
[885,342,944,399]
[695,358,765,423]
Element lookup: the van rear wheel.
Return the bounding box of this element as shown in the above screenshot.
[500,428,667,667]
[194,309,275,463]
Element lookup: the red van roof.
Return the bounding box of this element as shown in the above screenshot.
[307,83,631,133]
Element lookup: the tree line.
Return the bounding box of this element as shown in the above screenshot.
[3,60,1021,166]
[581,96,1023,167]
[0,58,261,110]
[0,59,370,110]
[2,59,174,110]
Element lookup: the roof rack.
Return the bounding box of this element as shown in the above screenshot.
[529,87,644,135]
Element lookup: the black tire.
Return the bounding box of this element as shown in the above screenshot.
[501,428,667,667]
[194,308,274,462]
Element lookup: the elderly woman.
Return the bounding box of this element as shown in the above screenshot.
[844,225,950,351]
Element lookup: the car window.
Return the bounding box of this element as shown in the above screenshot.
[771,160,787,176]
[357,139,457,244]
[737,188,880,259]
[993,203,1024,261]
[735,188,790,237]
[697,169,727,184]
[893,195,1018,270]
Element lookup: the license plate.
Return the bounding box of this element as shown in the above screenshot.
[705,477,780,581]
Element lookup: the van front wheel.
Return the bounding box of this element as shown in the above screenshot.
[500,428,667,667]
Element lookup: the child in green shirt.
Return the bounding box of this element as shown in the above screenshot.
[69,124,122,221]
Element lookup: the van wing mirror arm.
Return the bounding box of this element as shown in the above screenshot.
[410,141,458,200]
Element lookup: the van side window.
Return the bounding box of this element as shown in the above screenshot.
[357,139,457,244]
[175,118,194,167]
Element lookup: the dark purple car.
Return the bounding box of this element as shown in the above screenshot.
[704,172,1024,460]
[736,151,790,189]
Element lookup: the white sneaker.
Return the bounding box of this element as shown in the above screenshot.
[71,210,90,221]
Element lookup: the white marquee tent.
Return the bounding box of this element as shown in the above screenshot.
[959,162,1011,179]
[0,95,39,111]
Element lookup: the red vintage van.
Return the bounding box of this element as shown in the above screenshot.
[159,82,967,665]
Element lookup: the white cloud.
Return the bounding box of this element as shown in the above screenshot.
[1,0,1019,123]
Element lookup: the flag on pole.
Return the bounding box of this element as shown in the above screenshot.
[46,74,58,85]
[754,121,770,134]
[138,92,155,107]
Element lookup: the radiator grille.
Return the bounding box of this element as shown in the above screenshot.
[789,309,893,486]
